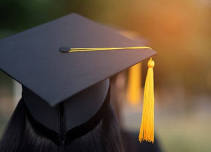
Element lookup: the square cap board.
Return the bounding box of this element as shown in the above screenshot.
[0,13,156,106]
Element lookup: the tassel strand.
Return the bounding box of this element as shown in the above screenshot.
[139,58,155,143]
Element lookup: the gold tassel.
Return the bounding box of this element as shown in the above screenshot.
[127,63,142,105]
[139,58,155,143]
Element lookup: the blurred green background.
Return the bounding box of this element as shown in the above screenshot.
[0,0,211,152]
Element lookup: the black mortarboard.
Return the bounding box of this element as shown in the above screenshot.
[0,13,156,134]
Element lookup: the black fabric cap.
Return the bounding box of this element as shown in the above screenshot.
[0,13,156,106]
[23,79,110,133]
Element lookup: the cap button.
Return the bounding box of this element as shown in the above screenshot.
[59,47,70,53]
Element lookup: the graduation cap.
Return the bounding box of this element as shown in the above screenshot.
[0,13,156,143]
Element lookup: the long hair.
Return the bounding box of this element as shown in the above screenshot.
[0,99,124,152]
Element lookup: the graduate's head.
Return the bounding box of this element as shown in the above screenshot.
[0,81,124,152]
[23,79,109,131]
[22,79,110,144]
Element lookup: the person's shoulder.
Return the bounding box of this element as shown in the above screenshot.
[121,130,163,152]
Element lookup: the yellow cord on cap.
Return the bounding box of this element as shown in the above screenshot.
[66,46,152,53]
[139,58,155,143]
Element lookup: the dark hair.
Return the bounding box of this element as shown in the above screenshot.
[0,100,124,152]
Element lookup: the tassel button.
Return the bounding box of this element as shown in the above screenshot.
[148,58,155,68]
